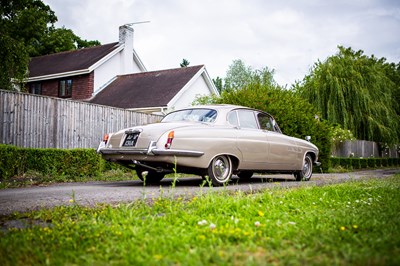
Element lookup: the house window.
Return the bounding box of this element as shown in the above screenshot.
[29,83,42,95]
[59,79,72,97]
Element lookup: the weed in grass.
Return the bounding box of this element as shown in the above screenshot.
[0,175,399,265]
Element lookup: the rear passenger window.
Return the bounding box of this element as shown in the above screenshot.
[227,111,239,126]
[237,110,258,129]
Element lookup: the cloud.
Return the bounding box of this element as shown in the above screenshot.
[43,0,400,86]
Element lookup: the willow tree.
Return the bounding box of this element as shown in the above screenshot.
[297,46,399,144]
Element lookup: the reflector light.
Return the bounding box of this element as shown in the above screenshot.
[165,131,174,149]
[103,134,109,144]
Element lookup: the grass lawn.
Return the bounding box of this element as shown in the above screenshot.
[1,174,399,265]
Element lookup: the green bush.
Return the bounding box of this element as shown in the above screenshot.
[340,158,352,169]
[330,157,341,168]
[0,144,103,180]
[368,158,377,168]
[328,157,400,170]
[351,158,362,169]
[360,158,369,169]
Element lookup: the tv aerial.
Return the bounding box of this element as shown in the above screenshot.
[124,21,151,27]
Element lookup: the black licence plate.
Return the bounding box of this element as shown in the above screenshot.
[123,133,140,147]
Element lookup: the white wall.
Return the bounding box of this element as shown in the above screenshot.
[168,73,212,111]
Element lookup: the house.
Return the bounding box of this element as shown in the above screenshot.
[26,25,219,114]
[89,65,217,114]
[27,25,146,100]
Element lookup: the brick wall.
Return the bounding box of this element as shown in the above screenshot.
[26,72,94,100]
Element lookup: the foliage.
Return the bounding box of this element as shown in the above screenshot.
[0,0,56,90]
[212,76,223,93]
[0,0,100,90]
[331,124,356,145]
[180,58,190,67]
[0,144,103,180]
[296,46,400,144]
[224,59,275,91]
[1,176,399,265]
[30,26,100,57]
[194,84,332,171]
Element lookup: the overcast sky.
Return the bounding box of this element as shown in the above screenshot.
[43,0,400,86]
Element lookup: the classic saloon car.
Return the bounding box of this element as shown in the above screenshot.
[98,105,320,186]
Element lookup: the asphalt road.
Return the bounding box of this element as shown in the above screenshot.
[1,168,399,215]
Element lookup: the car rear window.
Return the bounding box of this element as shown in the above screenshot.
[162,109,217,123]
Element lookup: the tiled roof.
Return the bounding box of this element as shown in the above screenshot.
[28,42,120,77]
[89,65,204,108]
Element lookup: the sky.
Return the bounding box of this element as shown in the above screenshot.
[43,0,400,86]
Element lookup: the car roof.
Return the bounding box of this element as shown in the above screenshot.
[166,104,275,124]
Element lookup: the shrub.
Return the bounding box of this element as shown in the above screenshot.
[352,158,362,169]
[360,159,369,169]
[368,158,377,168]
[0,145,103,180]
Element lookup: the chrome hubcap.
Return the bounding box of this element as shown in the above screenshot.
[213,157,229,181]
[302,157,312,178]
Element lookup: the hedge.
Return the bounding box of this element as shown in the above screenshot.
[0,144,105,180]
[329,157,400,170]
[1,145,399,180]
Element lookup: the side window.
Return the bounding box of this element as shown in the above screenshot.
[237,110,258,129]
[227,111,239,126]
[257,112,274,131]
[257,112,282,133]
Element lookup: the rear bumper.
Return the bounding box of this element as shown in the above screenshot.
[97,141,204,158]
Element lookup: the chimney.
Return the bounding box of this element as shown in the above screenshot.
[119,25,134,45]
[118,25,134,74]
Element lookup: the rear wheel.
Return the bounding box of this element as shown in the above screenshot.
[294,154,313,181]
[136,167,165,184]
[207,155,233,186]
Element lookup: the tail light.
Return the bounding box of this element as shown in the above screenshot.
[103,133,109,144]
[165,131,174,149]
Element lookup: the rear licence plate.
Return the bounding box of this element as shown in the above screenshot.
[123,133,140,147]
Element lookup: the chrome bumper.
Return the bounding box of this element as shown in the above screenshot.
[98,141,204,158]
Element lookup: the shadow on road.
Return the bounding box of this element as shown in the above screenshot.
[99,175,297,188]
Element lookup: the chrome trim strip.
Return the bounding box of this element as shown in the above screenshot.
[151,149,204,157]
[100,149,148,155]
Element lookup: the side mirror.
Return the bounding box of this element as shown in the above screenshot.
[305,136,311,142]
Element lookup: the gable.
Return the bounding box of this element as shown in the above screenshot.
[89,65,207,109]
[28,42,120,78]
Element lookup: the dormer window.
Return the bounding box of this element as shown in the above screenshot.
[59,79,72,97]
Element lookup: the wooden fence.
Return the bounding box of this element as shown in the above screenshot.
[0,90,162,149]
[332,140,399,158]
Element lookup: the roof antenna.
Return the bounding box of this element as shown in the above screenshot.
[124,21,151,27]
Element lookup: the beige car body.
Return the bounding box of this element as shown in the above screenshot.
[98,105,320,185]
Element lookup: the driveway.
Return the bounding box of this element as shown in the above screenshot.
[0,168,399,215]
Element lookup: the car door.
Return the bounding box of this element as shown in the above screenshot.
[256,112,301,170]
[229,109,269,169]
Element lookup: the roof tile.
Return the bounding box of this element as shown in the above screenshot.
[89,65,204,108]
[28,42,120,77]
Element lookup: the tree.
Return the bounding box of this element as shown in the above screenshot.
[0,0,100,90]
[212,77,223,93]
[224,59,275,91]
[296,46,399,144]
[30,27,100,56]
[180,58,190,67]
[0,0,56,89]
